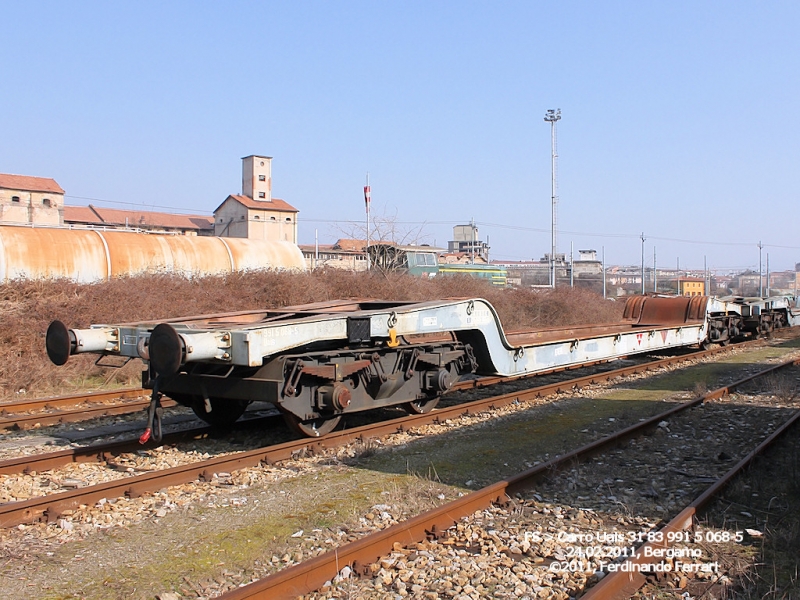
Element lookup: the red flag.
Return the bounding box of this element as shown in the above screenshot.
[363,185,371,212]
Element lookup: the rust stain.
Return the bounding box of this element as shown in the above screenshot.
[0,226,306,282]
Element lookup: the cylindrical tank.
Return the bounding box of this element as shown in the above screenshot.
[0,226,306,283]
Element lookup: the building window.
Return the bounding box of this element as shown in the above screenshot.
[11,196,20,203]
[258,192,266,198]
[43,198,51,207]
[285,217,292,222]
[254,215,260,220]
[258,175,266,182]
[271,216,276,221]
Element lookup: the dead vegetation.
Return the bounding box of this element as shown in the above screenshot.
[0,270,622,399]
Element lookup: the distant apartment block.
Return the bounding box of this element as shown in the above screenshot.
[678,277,705,296]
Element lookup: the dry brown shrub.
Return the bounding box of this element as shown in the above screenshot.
[0,271,622,399]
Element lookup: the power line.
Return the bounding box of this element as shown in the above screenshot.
[65,195,214,215]
[66,195,800,252]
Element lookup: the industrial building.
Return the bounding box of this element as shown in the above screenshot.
[64,205,214,236]
[213,155,299,243]
[0,174,64,226]
[0,156,305,282]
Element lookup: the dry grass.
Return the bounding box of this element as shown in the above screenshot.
[0,270,623,399]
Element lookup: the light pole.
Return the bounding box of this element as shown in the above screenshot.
[364,174,371,271]
[640,232,646,294]
[758,241,763,296]
[602,246,606,299]
[653,246,657,293]
[544,108,561,288]
[766,253,770,297]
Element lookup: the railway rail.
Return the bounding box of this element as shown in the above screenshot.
[46,294,800,439]
[0,343,743,528]
[0,359,606,432]
[582,413,800,599]
[0,388,153,431]
[216,356,800,600]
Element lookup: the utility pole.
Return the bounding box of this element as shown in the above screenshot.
[653,247,657,293]
[640,232,646,294]
[766,253,770,297]
[470,217,475,265]
[758,241,763,296]
[676,257,680,294]
[602,246,606,299]
[364,174,371,271]
[570,242,574,287]
[544,108,561,288]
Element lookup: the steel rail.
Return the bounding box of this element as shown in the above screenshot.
[0,363,597,432]
[582,411,800,599]
[0,359,614,431]
[0,398,177,431]
[0,344,728,486]
[215,356,800,600]
[0,412,285,477]
[0,427,214,476]
[0,387,143,413]
[0,343,734,528]
[1,328,788,430]
[0,339,786,530]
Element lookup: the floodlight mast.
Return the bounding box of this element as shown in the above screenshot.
[544,108,561,288]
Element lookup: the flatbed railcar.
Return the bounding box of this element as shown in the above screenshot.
[45,294,799,438]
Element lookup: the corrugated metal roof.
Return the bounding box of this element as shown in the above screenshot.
[0,173,65,194]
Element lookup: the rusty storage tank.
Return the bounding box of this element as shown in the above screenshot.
[0,226,306,283]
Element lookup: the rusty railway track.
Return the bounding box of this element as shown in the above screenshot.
[0,359,613,432]
[2,328,791,431]
[0,388,160,431]
[582,408,800,598]
[0,342,740,528]
[213,355,800,600]
[0,355,669,478]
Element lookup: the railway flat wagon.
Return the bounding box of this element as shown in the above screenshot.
[46,294,799,438]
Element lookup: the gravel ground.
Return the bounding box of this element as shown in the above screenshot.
[0,339,797,599]
[299,351,800,599]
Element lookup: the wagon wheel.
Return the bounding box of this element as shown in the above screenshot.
[283,412,341,437]
[402,396,440,414]
[191,397,249,427]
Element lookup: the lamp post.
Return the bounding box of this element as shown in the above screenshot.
[544,108,561,288]
[364,174,371,271]
[640,232,646,294]
[602,246,606,299]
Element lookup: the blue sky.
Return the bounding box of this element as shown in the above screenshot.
[2,1,798,272]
